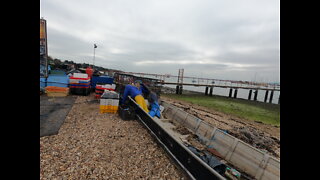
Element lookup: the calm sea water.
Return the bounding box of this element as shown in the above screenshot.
[162,77,280,105]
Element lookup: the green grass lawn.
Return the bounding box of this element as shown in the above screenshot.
[163,94,280,127]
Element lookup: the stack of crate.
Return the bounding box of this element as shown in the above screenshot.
[95,84,116,99]
[45,86,69,97]
[91,75,114,89]
[99,90,119,114]
[69,73,91,96]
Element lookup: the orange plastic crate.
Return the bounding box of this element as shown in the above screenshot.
[45,86,69,92]
[46,91,69,97]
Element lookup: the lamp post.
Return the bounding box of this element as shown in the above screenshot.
[93,43,97,68]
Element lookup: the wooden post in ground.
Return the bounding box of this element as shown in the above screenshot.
[254,90,258,101]
[229,88,233,98]
[248,89,252,100]
[205,86,208,95]
[233,89,238,98]
[176,85,179,94]
[209,87,213,96]
[269,91,274,103]
[264,90,269,102]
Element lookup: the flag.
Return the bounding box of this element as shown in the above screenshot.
[94,44,97,48]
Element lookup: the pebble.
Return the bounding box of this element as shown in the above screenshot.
[40,95,185,179]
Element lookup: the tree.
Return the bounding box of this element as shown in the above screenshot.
[48,56,53,61]
[53,59,62,65]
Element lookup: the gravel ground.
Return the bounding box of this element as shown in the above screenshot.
[40,94,185,180]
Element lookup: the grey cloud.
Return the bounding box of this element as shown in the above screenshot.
[42,0,280,82]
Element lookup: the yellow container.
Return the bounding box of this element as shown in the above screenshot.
[100,98,120,114]
[99,105,118,114]
[99,105,104,113]
[111,99,119,113]
[112,106,119,111]
[111,105,118,112]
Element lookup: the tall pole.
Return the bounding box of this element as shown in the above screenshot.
[93,43,97,68]
[93,46,95,67]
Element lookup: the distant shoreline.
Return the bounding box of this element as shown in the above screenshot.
[161,86,280,107]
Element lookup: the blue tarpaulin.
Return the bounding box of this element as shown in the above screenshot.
[91,75,114,88]
[40,77,46,88]
[47,74,69,87]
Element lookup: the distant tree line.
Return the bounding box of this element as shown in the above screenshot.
[47,56,122,75]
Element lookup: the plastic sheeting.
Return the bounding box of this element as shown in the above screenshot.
[187,144,227,175]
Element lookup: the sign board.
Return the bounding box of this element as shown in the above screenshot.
[40,18,48,78]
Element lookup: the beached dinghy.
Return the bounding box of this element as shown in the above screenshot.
[128,97,280,180]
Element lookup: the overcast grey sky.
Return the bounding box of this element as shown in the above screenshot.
[41,0,279,82]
